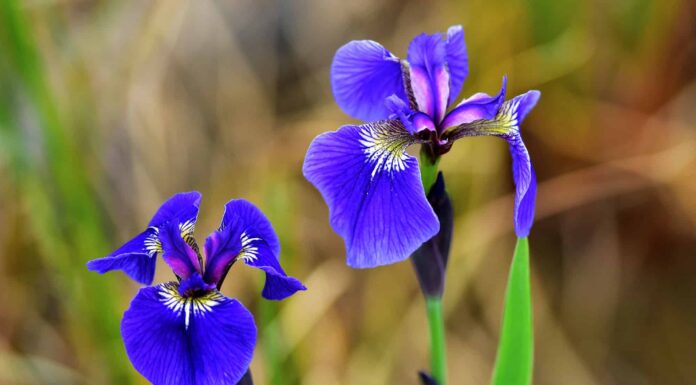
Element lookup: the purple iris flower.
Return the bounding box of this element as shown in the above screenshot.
[88,193,306,385]
[303,26,540,268]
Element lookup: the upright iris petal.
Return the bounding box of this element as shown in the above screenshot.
[331,40,408,121]
[303,120,439,268]
[87,191,202,284]
[215,199,306,300]
[159,221,202,279]
[203,226,243,286]
[407,33,450,123]
[445,25,469,105]
[121,284,256,385]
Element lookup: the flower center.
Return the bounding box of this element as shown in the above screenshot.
[178,272,216,297]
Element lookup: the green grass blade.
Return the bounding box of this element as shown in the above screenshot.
[491,237,533,385]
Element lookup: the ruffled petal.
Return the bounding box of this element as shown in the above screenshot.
[303,120,439,268]
[440,77,507,129]
[159,222,202,279]
[331,40,408,121]
[445,25,469,105]
[121,284,256,385]
[216,200,306,300]
[407,33,450,123]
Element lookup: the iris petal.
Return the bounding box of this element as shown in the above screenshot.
[506,91,540,237]
[509,134,536,237]
[202,226,243,286]
[121,284,256,385]
[441,77,507,129]
[303,120,439,268]
[87,192,201,284]
[445,25,469,105]
[331,40,408,121]
[159,222,202,279]
[407,33,450,122]
[87,230,156,284]
[149,191,202,229]
[216,200,306,300]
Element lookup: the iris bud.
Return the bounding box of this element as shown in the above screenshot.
[411,172,453,298]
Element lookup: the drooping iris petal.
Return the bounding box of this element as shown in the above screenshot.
[87,230,157,284]
[331,40,408,121]
[217,200,306,300]
[87,192,201,285]
[303,120,439,268]
[445,25,469,105]
[159,222,201,279]
[505,90,540,237]
[440,77,507,129]
[510,90,541,122]
[121,284,256,385]
[407,33,450,123]
[494,91,540,237]
[508,134,536,237]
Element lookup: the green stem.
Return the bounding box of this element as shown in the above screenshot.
[419,147,440,194]
[426,297,447,385]
[260,299,283,385]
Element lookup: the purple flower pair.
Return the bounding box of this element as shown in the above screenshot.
[88,192,305,385]
[303,25,540,268]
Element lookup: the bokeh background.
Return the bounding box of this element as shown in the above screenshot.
[1,1,695,384]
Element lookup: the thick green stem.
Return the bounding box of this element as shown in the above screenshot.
[426,297,447,385]
[420,146,440,193]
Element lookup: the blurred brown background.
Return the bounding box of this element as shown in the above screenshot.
[0,1,695,384]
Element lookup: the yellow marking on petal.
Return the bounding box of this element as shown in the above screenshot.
[358,121,414,179]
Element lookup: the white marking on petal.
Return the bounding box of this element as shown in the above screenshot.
[144,227,161,257]
[184,299,192,330]
[179,219,196,242]
[238,231,261,264]
[158,283,223,330]
[358,121,413,179]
